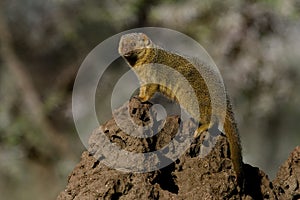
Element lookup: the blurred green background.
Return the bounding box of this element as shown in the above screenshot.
[0,0,300,199]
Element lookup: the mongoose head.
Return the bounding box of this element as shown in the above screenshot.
[118,33,155,66]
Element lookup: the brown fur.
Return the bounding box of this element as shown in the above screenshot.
[118,33,244,186]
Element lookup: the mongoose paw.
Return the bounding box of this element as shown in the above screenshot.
[193,124,210,138]
[138,95,150,102]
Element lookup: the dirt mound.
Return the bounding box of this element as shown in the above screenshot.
[57,97,300,199]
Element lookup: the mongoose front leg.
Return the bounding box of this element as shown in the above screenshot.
[139,84,159,102]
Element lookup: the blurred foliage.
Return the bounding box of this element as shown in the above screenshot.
[0,0,300,199]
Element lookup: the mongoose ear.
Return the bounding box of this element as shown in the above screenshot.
[140,33,152,47]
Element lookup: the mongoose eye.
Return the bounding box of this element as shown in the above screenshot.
[131,42,136,47]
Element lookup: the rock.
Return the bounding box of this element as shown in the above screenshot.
[273,146,300,200]
[57,97,299,200]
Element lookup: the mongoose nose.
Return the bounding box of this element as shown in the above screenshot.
[118,43,127,55]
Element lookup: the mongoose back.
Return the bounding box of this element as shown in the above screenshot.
[118,32,243,186]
